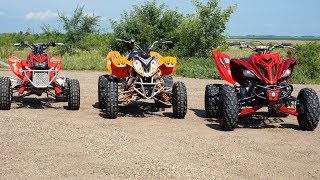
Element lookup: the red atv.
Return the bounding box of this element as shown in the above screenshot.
[0,41,80,110]
[205,42,320,131]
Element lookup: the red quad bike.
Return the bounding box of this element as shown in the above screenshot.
[0,41,80,110]
[205,42,320,131]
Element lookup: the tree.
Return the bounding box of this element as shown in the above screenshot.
[110,0,183,53]
[58,6,100,53]
[175,0,236,56]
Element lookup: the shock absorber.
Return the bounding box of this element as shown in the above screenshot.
[156,83,170,102]
[122,85,133,102]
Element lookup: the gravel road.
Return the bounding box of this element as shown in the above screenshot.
[0,70,319,179]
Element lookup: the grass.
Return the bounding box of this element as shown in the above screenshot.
[175,57,219,79]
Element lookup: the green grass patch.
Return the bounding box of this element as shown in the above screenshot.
[175,57,219,79]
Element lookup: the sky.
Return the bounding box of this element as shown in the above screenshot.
[0,0,319,36]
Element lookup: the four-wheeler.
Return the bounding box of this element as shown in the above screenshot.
[0,41,80,110]
[98,39,187,119]
[205,41,320,131]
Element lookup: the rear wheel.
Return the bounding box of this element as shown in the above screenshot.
[219,85,239,131]
[297,88,320,131]
[105,78,118,119]
[172,82,187,119]
[0,77,12,110]
[205,84,220,118]
[68,79,80,110]
[98,75,108,108]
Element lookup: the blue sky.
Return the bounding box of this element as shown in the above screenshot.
[0,0,319,36]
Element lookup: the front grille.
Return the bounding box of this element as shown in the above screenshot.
[33,71,50,87]
[257,64,268,78]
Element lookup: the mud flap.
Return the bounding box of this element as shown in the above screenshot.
[211,50,236,84]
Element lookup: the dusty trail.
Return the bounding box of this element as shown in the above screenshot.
[0,70,319,179]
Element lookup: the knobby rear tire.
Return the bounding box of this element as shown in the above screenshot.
[68,79,80,110]
[0,77,12,110]
[105,78,118,119]
[172,82,187,119]
[205,84,220,118]
[98,75,108,109]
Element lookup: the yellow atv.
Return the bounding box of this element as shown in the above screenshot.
[98,39,187,119]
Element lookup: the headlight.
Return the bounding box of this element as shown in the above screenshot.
[34,61,48,69]
[133,60,144,77]
[243,70,257,79]
[149,60,158,76]
[280,69,291,79]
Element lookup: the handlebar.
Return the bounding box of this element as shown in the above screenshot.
[116,38,135,44]
[116,38,173,50]
[14,41,64,49]
[229,41,295,53]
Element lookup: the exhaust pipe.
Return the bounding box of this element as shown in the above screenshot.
[0,61,10,69]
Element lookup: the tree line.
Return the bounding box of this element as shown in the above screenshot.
[0,0,236,57]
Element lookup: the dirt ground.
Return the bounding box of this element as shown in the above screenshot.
[0,70,319,179]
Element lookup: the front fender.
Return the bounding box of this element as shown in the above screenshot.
[106,51,132,78]
[211,50,236,84]
[158,56,177,75]
[8,55,24,79]
[50,57,63,72]
[278,58,296,79]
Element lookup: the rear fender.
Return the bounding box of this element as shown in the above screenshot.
[106,51,132,78]
[158,56,177,76]
[8,55,24,79]
[49,57,62,72]
[211,50,235,84]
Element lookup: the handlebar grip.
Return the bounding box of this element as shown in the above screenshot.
[55,43,64,46]
[14,43,20,46]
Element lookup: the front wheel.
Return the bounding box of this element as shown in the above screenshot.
[172,82,187,119]
[219,85,239,131]
[0,77,12,110]
[297,88,320,131]
[105,78,118,119]
[68,79,80,110]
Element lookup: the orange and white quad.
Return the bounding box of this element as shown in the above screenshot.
[98,39,187,119]
[0,42,80,110]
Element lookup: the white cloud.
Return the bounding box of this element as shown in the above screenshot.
[25,10,58,20]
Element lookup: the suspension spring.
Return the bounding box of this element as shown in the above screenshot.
[122,85,133,102]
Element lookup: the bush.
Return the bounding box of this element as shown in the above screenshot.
[291,42,320,83]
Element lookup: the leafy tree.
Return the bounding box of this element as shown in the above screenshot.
[58,6,100,53]
[175,0,236,56]
[110,0,183,53]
